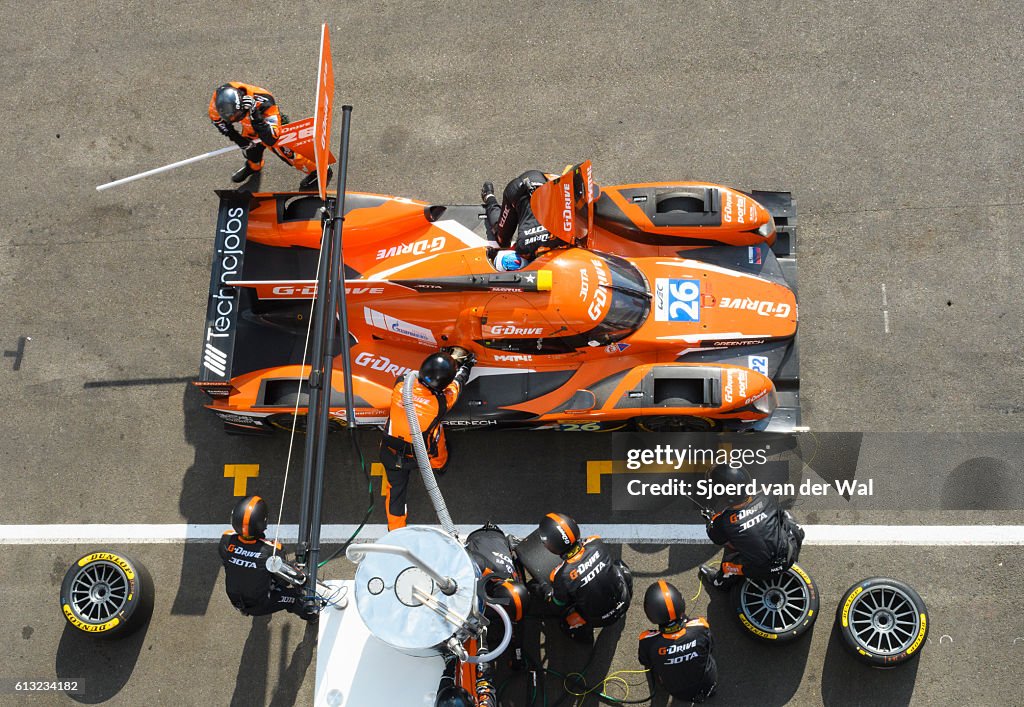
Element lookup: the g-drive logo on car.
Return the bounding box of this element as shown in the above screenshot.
[203,202,248,379]
[654,279,701,322]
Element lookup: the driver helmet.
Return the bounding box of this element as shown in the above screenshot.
[214,84,246,122]
[494,250,524,272]
[539,512,581,557]
[231,495,269,539]
[418,352,457,392]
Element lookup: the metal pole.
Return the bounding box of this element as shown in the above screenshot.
[294,215,333,566]
[304,105,354,602]
[96,145,239,191]
[333,106,357,429]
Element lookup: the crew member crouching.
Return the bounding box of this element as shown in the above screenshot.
[638,580,717,703]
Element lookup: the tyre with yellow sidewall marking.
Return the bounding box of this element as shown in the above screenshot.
[59,551,153,639]
[730,563,819,642]
[835,577,928,667]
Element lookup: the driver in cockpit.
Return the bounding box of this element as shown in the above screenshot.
[482,171,573,270]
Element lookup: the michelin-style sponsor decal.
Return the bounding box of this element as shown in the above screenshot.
[363,308,437,345]
[655,279,701,322]
[355,351,414,378]
[748,246,762,265]
[722,368,749,405]
[719,298,792,318]
[605,342,630,354]
[748,355,769,375]
[376,236,446,261]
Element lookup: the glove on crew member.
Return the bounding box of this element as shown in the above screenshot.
[638,580,718,703]
[218,496,315,620]
[698,464,805,589]
[481,171,574,267]
[379,350,474,530]
[209,82,327,189]
[539,512,633,642]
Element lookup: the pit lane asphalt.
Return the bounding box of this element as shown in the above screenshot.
[1,1,1022,705]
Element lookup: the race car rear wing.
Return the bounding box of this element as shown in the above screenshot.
[196,190,251,398]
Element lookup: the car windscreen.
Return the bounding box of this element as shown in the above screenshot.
[590,252,650,342]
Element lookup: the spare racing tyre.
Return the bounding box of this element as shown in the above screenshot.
[730,563,819,642]
[835,577,928,667]
[60,551,153,639]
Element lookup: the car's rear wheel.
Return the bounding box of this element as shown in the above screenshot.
[636,415,716,432]
[60,552,153,638]
[835,577,928,667]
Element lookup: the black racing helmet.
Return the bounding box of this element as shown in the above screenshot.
[643,580,686,628]
[418,352,457,392]
[215,84,246,122]
[435,685,475,707]
[707,463,752,506]
[231,495,269,539]
[489,579,530,622]
[539,512,581,557]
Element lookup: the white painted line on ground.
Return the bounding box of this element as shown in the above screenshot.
[2,524,1024,545]
[881,282,891,333]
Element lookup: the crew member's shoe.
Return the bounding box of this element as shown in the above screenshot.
[698,564,736,591]
[299,167,333,191]
[231,164,258,183]
[560,621,594,644]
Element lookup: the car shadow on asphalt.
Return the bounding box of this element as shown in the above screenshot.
[820,622,919,705]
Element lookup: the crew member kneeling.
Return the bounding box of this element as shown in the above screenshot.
[538,512,633,643]
[379,349,474,530]
[698,465,805,589]
[218,496,317,621]
[638,580,717,703]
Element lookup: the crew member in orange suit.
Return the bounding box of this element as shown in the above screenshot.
[209,82,328,189]
[379,349,474,530]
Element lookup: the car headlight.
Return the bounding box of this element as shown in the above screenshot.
[756,215,776,238]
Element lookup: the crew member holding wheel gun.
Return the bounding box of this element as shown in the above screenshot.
[379,348,475,530]
[218,496,318,621]
[698,464,805,589]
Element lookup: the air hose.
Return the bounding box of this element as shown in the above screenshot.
[402,371,457,537]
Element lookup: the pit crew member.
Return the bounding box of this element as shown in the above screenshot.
[698,464,805,589]
[482,171,573,268]
[209,82,327,189]
[466,523,530,668]
[379,349,474,530]
[638,580,717,703]
[218,496,317,621]
[537,512,633,642]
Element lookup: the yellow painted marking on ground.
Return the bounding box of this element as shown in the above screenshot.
[224,464,260,496]
[585,459,720,494]
[370,463,389,496]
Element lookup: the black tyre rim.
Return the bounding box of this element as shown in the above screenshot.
[739,569,811,634]
[69,561,130,624]
[847,585,921,656]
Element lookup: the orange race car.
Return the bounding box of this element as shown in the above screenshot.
[196,162,800,433]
